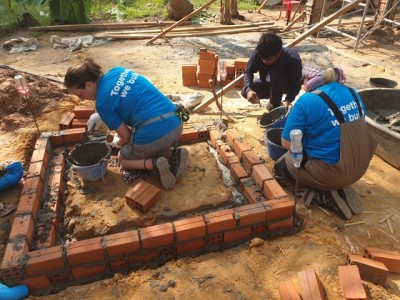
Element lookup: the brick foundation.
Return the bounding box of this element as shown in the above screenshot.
[0,124,297,296]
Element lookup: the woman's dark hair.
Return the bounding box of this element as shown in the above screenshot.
[64,58,103,89]
[255,32,283,58]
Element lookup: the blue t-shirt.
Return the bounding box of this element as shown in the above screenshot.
[96,67,180,145]
[282,83,366,164]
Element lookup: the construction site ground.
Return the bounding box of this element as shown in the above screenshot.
[1,6,400,300]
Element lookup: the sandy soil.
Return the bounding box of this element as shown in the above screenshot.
[1,6,400,300]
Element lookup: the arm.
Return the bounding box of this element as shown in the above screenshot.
[242,52,257,97]
[281,137,291,150]
[284,51,303,102]
[114,123,131,146]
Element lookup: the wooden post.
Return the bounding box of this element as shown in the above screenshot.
[146,0,217,45]
[192,74,244,113]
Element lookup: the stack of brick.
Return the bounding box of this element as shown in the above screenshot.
[59,105,95,130]
[234,58,248,88]
[181,51,248,89]
[182,64,198,87]
[197,49,218,88]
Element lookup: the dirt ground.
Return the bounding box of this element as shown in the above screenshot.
[1,6,400,300]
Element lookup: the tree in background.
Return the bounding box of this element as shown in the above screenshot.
[168,0,194,20]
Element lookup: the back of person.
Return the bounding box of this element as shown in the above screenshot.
[283,82,365,164]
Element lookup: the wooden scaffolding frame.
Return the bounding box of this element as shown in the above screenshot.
[317,0,400,51]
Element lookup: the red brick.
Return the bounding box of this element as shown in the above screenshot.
[105,230,140,256]
[26,246,64,276]
[224,227,251,243]
[125,181,160,213]
[236,203,266,226]
[338,265,367,300]
[230,163,249,184]
[180,128,199,143]
[278,280,301,300]
[219,144,236,165]
[140,223,174,249]
[16,193,40,219]
[59,111,75,130]
[183,78,198,87]
[34,136,51,152]
[209,129,223,148]
[0,240,28,282]
[72,118,88,129]
[110,257,127,271]
[9,214,35,245]
[63,127,86,144]
[21,177,43,199]
[66,237,104,265]
[198,61,216,75]
[239,177,267,204]
[268,217,294,232]
[30,147,49,168]
[177,239,205,255]
[182,64,197,74]
[73,105,95,118]
[128,251,159,264]
[26,161,46,181]
[227,155,240,167]
[226,129,241,148]
[346,253,388,285]
[21,275,51,290]
[364,247,400,273]
[199,51,216,60]
[72,264,106,280]
[242,150,263,172]
[298,269,325,300]
[263,179,287,199]
[263,197,295,221]
[204,209,236,233]
[251,164,274,189]
[233,139,251,159]
[173,216,206,242]
[35,223,57,249]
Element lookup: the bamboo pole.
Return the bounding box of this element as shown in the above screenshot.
[256,0,269,13]
[95,22,275,35]
[146,0,218,45]
[192,74,244,113]
[29,21,192,31]
[96,25,280,40]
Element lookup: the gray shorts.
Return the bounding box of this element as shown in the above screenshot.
[120,125,183,160]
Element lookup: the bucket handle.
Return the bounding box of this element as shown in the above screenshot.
[100,158,108,184]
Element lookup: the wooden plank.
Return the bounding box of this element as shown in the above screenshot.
[284,0,364,48]
[29,21,192,31]
[192,74,244,113]
[146,0,218,45]
[99,25,279,40]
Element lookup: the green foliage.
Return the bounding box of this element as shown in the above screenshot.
[2,0,261,28]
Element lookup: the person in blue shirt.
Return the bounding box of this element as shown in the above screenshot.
[274,67,376,220]
[241,32,302,109]
[64,58,188,190]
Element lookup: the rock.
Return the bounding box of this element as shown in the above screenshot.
[249,237,264,249]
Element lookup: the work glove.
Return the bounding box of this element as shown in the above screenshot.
[87,113,104,132]
[246,90,260,104]
[109,133,121,149]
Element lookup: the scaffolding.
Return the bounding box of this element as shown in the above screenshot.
[316,0,400,51]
